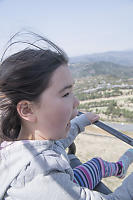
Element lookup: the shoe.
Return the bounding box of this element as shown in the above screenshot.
[117,149,133,178]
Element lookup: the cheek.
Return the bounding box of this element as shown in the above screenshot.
[48,102,72,134]
[39,97,73,135]
[53,105,71,126]
[46,109,69,139]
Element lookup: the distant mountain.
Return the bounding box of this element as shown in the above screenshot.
[70,50,133,66]
[69,61,133,78]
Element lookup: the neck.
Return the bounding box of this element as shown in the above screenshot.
[17,125,35,140]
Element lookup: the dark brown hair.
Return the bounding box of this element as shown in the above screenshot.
[0,32,68,140]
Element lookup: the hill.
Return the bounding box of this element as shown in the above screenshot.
[69,61,133,79]
[70,50,133,66]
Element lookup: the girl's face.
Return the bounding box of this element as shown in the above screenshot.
[33,64,79,140]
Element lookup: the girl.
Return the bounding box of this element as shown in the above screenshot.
[0,31,133,200]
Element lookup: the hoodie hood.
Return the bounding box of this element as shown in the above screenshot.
[0,140,72,199]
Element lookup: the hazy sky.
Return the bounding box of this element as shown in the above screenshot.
[0,0,133,56]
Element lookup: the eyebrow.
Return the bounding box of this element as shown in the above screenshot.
[59,85,73,93]
[59,81,75,93]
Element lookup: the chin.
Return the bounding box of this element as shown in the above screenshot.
[53,135,67,140]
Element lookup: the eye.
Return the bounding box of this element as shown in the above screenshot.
[63,92,70,97]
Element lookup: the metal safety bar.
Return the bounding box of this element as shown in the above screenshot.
[78,111,133,147]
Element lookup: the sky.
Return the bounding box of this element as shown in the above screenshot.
[0,0,133,57]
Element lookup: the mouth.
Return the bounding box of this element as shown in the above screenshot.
[65,111,78,131]
[66,122,71,130]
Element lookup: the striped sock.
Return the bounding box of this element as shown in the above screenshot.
[97,158,119,177]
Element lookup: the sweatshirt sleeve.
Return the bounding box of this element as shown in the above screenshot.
[59,114,91,149]
[6,172,106,200]
[103,172,133,200]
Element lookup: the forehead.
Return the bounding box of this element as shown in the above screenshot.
[50,65,74,86]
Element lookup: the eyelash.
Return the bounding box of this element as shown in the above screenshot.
[63,92,70,97]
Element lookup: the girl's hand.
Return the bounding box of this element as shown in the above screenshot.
[85,112,99,124]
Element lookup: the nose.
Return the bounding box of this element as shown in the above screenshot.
[73,95,79,109]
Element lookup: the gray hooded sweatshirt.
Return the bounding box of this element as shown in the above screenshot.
[0,114,133,200]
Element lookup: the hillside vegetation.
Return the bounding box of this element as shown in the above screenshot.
[70,53,133,122]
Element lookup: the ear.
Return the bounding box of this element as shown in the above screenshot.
[17,100,36,122]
